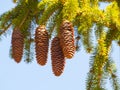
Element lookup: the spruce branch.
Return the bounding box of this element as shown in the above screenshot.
[23,23,34,63]
[46,8,62,38]
[61,0,79,21]
[38,1,60,25]
[18,11,29,29]
[104,58,120,90]
[111,73,120,90]
[0,23,12,35]
[86,32,110,89]
[81,28,93,53]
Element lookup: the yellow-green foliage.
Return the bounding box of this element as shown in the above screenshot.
[61,0,79,21]
[38,0,60,25]
[105,2,120,29]
[0,0,120,90]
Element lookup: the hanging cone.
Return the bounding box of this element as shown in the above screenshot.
[35,25,49,66]
[51,37,65,76]
[12,27,24,63]
[60,20,75,59]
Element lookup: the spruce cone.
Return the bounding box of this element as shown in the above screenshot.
[35,25,49,66]
[51,37,65,76]
[12,27,24,63]
[60,20,75,59]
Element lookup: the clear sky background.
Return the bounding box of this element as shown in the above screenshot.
[0,1,120,90]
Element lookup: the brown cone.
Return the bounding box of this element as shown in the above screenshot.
[12,27,24,63]
[51,37,65,76]
[35,25,49,66]
[60,20,75,59]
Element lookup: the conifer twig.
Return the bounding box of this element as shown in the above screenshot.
[0,23,12,35]
[18,11,29,29]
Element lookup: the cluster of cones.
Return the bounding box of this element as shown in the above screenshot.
[11,20,75,76]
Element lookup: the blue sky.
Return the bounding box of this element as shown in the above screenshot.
[0,1,120,90]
